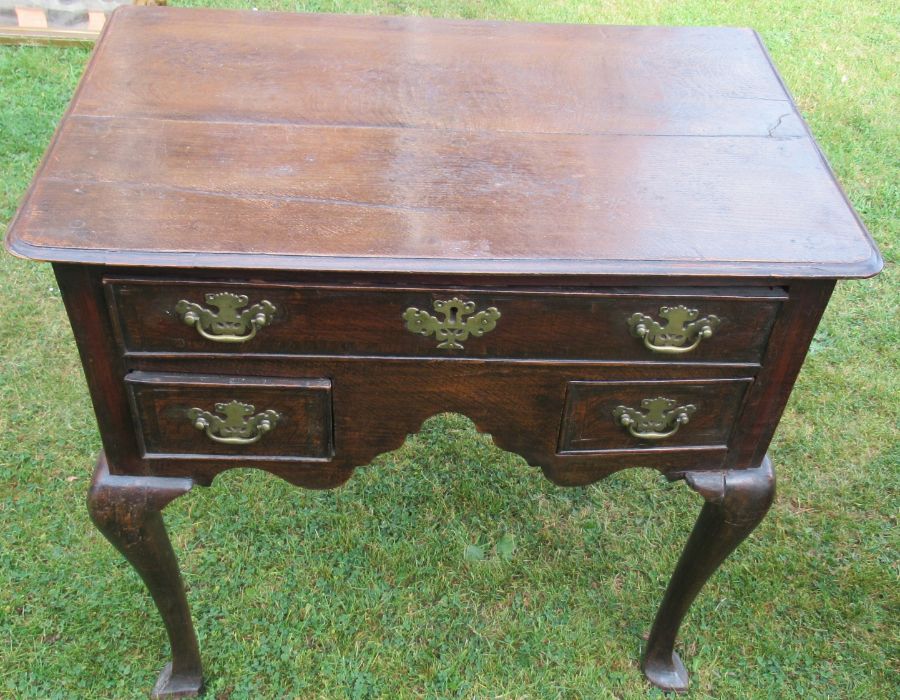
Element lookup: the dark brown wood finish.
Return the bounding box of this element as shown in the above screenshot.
[5,6,882,696]
[55,264,144,473]
[724,280,836,469]
[87,454,202,699]
[106,278,782,363]
[559,378,753,452]
[124,356,746,486]
[5,7,881,278]
[125,373,334,460]
[643,458,776,691]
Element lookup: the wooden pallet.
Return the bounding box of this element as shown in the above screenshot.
[0,0,164,45]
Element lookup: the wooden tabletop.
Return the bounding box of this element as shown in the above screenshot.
[5,6,881,278]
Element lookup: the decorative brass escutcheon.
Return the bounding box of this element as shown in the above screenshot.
[175,292,276,343]
[187,401,281,445]
[627,305,720,354]
[613,397,696,440]
[403,297,501,350]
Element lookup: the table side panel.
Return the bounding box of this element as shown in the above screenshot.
[55,264,144,472]
[724,279,835,469]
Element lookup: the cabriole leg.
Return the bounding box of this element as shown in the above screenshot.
[87,453,202,698]
[642,457,775,692]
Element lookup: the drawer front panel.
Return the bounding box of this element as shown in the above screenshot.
[106,279,782,363]
[125,372,333,459]
[559,378,752,453]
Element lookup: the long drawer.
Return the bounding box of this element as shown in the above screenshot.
[105,278,784,363]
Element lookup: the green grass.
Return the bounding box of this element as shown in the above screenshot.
[1,1,897,698]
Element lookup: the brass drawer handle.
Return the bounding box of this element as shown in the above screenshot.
[613,397,696,440]
[403,297,501,350]
[627,305,720,354]
[175,292,276,343]
[187,400,282,445]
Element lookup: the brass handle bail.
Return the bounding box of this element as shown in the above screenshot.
[175,292,276,343]
[613,397,696,440]
[627,305,720,354]
[187,401,281,445]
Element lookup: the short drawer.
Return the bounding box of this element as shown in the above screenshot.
[558,378,752,453]
[125,372,333,460]
[106,278,784,363]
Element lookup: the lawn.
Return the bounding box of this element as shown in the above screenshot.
[0,1,897,698]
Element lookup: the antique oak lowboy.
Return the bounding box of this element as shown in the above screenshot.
[5,6,882,696]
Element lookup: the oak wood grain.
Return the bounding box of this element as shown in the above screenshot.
[559,378,753,452]
[5,6,881,279]
[122,352,750,487]
[72,10,795,135]
[125,372,333,460]
[105,278,781,364]
[19,6,881,692]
